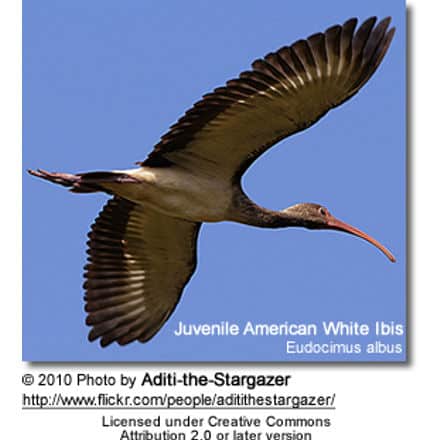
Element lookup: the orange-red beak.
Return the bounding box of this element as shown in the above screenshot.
[327,215,396,262]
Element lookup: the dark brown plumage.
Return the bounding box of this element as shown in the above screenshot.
[143,17,395,182]
[85,198,201,346]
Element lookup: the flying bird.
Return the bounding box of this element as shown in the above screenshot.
[29,17,396,347]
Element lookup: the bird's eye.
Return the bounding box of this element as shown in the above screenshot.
[319,207,326,216]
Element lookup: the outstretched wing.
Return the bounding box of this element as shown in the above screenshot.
[142,17,395,181]
[84,197,201,347]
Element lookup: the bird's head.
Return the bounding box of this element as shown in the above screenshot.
[282,203,396,262]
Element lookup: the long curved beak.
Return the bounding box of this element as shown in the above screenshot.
[327,215,396,263]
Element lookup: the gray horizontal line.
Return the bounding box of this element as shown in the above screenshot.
[22,406,336,411]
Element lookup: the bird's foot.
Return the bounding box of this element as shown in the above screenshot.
[28,169,80,187]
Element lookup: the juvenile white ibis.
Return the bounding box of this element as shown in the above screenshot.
[29,17,396,347]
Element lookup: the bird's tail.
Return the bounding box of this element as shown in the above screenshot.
[28,169,140,194]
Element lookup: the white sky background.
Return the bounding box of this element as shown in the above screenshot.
[1,0,440,437]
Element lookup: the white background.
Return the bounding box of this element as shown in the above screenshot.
[2,0,439,438]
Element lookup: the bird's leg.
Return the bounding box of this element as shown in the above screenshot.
[28,168,142,194]
[28,169,81,187]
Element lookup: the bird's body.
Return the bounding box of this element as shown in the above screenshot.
[29,17,396,347]
[104,166,234,223]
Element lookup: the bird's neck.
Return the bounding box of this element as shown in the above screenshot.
[229,191,302,229]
